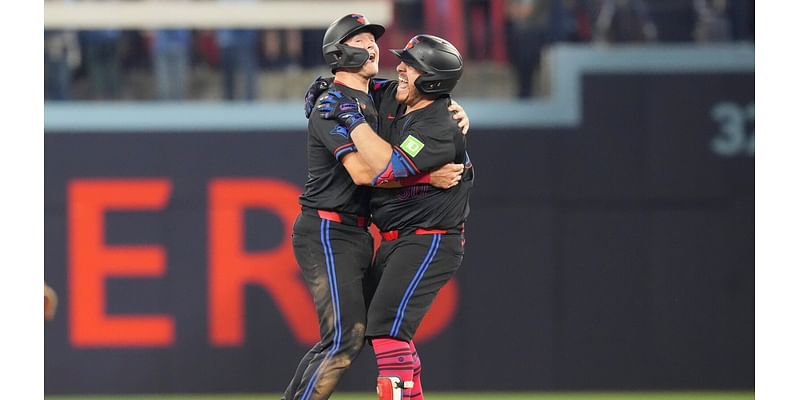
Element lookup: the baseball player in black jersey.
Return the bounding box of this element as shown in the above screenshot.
[317,34,473,400]
[282,15,469,400]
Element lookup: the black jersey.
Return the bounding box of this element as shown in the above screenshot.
[369,81,474,231]
[299,82,380,216]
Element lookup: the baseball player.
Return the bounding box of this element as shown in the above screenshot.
[317,34,473,400]
[282,15,469,400]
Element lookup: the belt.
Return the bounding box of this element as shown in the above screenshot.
[380,225,464,241]
[302,207,370,228]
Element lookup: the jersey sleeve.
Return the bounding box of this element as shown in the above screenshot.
[308,95,357,161]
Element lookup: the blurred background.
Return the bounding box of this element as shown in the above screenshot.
[44,0,754,398]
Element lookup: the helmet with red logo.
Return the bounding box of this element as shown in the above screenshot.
[322,14,385,72]
[390,34,463,96]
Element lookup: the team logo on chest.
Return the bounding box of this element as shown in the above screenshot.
[400,135,425,157]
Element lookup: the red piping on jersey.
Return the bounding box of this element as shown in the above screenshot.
[333,142,355,155]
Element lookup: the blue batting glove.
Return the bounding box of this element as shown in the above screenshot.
[317,89,366,134]
[304,76,332,118]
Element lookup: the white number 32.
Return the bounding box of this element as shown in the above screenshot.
[710,102,755,157]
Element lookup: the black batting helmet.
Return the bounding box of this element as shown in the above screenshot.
[390,34,464,96]
[322,14,385,72]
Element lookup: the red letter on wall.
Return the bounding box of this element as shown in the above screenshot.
[68,179,174,347]
[209,179,318,346]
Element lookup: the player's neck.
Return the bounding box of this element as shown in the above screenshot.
[333,72,369,93]
[404,98,434,114]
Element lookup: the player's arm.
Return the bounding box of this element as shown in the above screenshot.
[341,150,463,189]
[317,90,393,177]
[375,162,464,189]
[306,78,469,134]
[314,115,461,188]
[304,76,333,118]
[348,123,393,175]
[307,90,376,184]
[449,99,470,135]
[342,119,458,187]
[339,152,380,186]
[315,116,460,188]
[318,90,463,186]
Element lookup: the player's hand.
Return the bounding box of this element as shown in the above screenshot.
[449,100,469,135]
[304,76,333,118]
[429,163,464,189]
[45,282,58,321]
[318,89,367,134]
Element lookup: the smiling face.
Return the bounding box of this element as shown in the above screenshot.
[395,61,428,108]
[342,31,379,78]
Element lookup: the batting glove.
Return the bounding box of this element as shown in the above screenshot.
[317,89,366,135]
[304,76,332,118]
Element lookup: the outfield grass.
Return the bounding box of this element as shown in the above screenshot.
[47,392,754,400]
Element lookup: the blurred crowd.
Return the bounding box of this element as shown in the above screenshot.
[44,0,754,101]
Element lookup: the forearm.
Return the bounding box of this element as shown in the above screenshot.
[341,152,380,186]
[374,173,432,189]
[349,123,393,176]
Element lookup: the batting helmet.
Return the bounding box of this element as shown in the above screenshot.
[322,14,385,72]
[390,34,464,96]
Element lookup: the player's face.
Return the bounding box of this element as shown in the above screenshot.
[342,32,379,78]
[395,61,425,106]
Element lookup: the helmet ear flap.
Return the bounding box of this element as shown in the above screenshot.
[322,43,370,72]
[415,76,456,96]
[418,79,441,92]
[334,43,370,70]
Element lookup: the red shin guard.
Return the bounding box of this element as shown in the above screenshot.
[376,376,407,400]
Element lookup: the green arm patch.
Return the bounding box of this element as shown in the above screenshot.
[400,135,425,157]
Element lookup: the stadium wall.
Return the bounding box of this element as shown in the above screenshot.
[44,50,754,394]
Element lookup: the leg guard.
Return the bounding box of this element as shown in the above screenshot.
[376,376,413,400]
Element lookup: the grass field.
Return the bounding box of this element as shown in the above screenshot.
[47,392,754,400]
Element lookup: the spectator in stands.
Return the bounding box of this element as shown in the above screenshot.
[465,0,491,61]
[151,29,193,100]
[693,0,733,42]
[393,0,425,41]
[216,28,259,100]
[262,29,302,71]
[728,0,754,41]
[44,30,80,100]
[81,28,123,99]
[593,0,658,43]
[560,0,593,42]
[506,0,553,98]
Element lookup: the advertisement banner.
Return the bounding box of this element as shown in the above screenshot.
[45,72,754,394]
